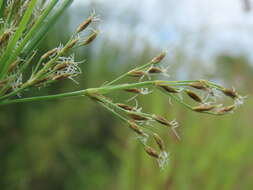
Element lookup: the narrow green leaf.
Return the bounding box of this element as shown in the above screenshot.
[23,0,73,55]
[0,0,39,78]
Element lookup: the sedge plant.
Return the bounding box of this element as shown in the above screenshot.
[0,0,245,168]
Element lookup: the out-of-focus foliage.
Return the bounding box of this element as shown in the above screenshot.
[0,6,253,190]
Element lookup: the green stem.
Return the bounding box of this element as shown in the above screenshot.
[0,89,87,105]
[0,79,199,101]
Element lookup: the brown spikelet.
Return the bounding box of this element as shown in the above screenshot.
[0,31,12,46]
[185,90,202,103]
[82,30,98,46]
[193,105,215,112]
[153,133,165,151]
[153,115,171,127]
[66,39,79,50]
[151,52,166,64]
[129,121,145,135]
[222,88,238,99]
[148,67,162,74]
[217,105,235,114]
[76,16,93,33]
[189,81,207,90]
[156,83,179,93]
[117,103,134,111]
[128,71,145,77]
[8,59,21,73]
[52,73,71,81]
[128,112,149,121]
[144,146,159,158]
[53,62,71,71]
[41,48,58,60]
[125,88,142,94]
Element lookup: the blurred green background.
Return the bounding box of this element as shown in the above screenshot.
[0,1,253,190]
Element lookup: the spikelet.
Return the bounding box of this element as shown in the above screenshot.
[153,133,165,151]
[144,146,159,158]
[193,105,215,112]
[156,83,179,93]
[185,89,202,103]
[151,52,166,64]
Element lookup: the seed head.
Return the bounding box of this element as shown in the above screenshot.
[8,59,21,73]
[127,112,149,121]
[117,103,134,111]
[151,52,166,64]
[144,146,159,158]
[193,105,215,112]
[125,88,142,94]
[128,121,145,136]
[217,105,235,114]
[53,62,71,71]
[148,67,163,74]
[66,39,79,50]
[76,16,93,33]
[52,73,71,81]
[153,133,165,151]
[128,70,145,77]
[189,81,207,90]
[41,48,58,60]
[185,89,202,103]
[222,88,238,99]
[153,115,171,127]
[81,30,98,46]
[156,83,179,93]
[0,30,12,46]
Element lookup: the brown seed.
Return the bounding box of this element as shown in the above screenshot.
[189,81,207,90]
[153,133,165,151]
[217,105,235,114]
[128,71,145,77]
[66,39,79,50]
[144,146,159,158]
[41,48,58,60]
[52,73,71,81]
[185,90,202,103]
[193,105,215,112]
[8,59,21,73]
[128,112,149,121]
[222,88,238,99]
[117,103,134,111]
[156,83,179,93]
[0,31,11,46]
[125,88,142,94]
[76,16,93,33]
[53,62,71,71]
[151,52,166,64]
[153,115,171,127]
[81,30,98,46]
[148,67,162,74]
[129,121,145,135]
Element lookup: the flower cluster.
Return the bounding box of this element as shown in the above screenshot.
[0,1,99,100]
[85,52,244,169]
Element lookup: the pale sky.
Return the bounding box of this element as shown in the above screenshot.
[71,0,253,63]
